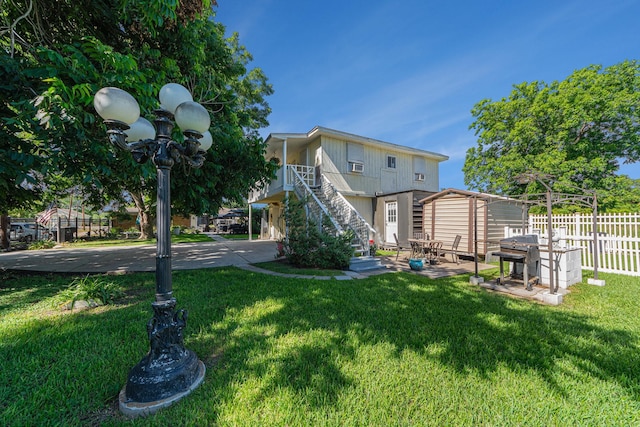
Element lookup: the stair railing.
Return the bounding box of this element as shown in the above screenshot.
[318,174,374,253]
[289,166,342,235]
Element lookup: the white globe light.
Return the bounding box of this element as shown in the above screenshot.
[93,87,140,124]
[159,83,193,114]
[198,131,213,152]
[174,101,210,133]
[125,117,156,142]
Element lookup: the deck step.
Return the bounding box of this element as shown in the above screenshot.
[349,256,385,272]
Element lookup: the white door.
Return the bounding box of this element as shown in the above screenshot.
[385,201,398,244]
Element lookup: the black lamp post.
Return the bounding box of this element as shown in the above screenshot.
[94,83,212,417]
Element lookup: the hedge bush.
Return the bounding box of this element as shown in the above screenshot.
[283,196,354,269]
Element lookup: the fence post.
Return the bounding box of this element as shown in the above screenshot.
[528,216,534,234]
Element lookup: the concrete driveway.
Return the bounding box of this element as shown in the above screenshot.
[0,237,278,274]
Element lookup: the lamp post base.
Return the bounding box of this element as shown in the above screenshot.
[119,359,205,418]
[118,298,206,418]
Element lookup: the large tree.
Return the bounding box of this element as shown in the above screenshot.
[464,61,640,210]
[1,0,277,242]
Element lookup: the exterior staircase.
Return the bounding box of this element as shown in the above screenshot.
[288,168,384,272]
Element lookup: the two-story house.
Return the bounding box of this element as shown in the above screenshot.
[249,126,448,253]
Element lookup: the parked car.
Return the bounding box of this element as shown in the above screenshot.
[9,223,38,242]
[228,223,248,234]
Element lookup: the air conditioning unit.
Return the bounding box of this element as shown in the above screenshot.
[350,162,364,173]
[415,173,425,181]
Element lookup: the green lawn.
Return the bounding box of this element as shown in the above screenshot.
[59,233,214,247]
[253,260,346,277]
[1,268,639,426]
[220,233,260,240]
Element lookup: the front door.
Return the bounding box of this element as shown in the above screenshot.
[385,201,398,244]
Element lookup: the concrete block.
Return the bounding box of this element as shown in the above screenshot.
[588,278,606,286]
[542,291,563,305]
[469,276,485,285]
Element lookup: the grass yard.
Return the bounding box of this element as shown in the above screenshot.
[61,233,214,248]
[253,260,347,277]
[1,268,639,426]
[220,233,260,240]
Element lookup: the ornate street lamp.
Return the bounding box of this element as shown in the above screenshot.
[94,83,212,417]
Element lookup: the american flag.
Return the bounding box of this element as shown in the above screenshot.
[37,206,57,226]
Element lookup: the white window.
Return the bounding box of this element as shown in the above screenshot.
[415,173,425,181]
[386,155,397,169]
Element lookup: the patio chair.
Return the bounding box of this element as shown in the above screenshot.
[441,234,462,264]
[409,239,423,259]
[428,241,443,264]
[393,233,403,260]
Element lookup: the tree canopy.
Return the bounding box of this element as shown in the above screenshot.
[1,0,277,243]
[463,60,640,211]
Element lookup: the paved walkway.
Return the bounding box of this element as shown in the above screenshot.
[0,235,277,274]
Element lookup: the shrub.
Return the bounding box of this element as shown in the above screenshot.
[58,275,125,309]
[283,196,354,269]
[27,240,57,250]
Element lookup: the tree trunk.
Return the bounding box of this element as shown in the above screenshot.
[0,214,9,250]
[131,191,154,240]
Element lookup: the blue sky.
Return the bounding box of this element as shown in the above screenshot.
[215,0,639,190]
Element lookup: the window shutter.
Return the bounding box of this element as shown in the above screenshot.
[413,156,427,174]
[347,143,364,163]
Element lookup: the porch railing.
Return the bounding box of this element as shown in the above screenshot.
[288,165,315,188]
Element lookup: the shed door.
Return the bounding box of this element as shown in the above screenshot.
[385,201,398,244]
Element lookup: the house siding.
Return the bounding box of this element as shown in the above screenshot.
[344,195,374,225]
[320,135,439,196]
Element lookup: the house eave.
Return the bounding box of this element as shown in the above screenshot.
[265,126,449,162]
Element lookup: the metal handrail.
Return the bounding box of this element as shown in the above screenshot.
[318,174,374,252]
[289,167,343,235]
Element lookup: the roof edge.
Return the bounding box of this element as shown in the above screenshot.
[418,188,520,204]
[266,126,449,162]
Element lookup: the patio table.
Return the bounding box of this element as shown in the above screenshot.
[408,238,443,263]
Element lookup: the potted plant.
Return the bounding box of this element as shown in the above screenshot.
[369,240,377,256]
[409,258,424,271]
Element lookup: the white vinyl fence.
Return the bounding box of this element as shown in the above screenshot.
[528,212,640,277]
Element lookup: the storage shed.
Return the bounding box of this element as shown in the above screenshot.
[419,189,525,259]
